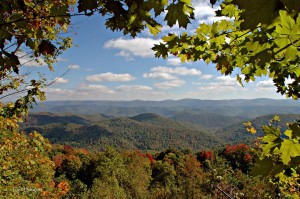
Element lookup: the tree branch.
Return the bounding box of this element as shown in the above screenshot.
[0,13,87,27]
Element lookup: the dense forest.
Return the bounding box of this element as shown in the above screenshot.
[0,135,281,198]
[21,111,300,150]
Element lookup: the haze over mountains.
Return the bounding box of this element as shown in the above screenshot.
[24,98,300,151]
[32,98,300,118]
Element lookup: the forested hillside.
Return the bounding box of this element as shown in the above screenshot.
[170,110,244,131]
[22,112,300,152]
[23,113,222,151]
[215,114,300,145]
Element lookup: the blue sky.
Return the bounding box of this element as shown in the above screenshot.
[20,0,286,101]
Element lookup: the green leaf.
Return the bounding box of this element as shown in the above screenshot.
[261,125,282,155]
[262,125,281,142]
[152,43,169,58]
[236,74,243,85]
[274,36,290,48]
[165,1,194,28]
[289,67,300,77]
[221,4,238,18]
[232,0,283,30]
[280,139,300,165]
[278,10,295,34]
[287,123,300,139]
[284,130,293,138]
[285,45,298,61]
[241,67,251,74]
[196,24,211,35]
[146,23,162,36]
[150,0,168,17]
[251,157,281,176]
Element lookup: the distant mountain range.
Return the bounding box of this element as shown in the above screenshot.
[31,98,300,119]
[22,98,300,151]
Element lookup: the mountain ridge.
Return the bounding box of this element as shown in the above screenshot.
[22,112,222,151]
[31,99,300,118]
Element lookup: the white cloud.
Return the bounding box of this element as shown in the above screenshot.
[104,37,160,58]
[151,66,201,75]
[193,0,230,24]
[115,50,134,61]
[154,79,185,89]
[215,76,239,86]
[86,72,135,82]
[45,88,74,95]
[53,77,68,84]
[286,78,294,85]
[194,1,215,20]
[196,75,242,92]
[167,57,182,66]
[80,84,115,94]
[68,64,80,69]
[200,74,213,80]
[143,72,178,80]
[144,66,201,81]
[160,23,186,35]
[256,80,275,91]
[257,80,274,88]
[44,85,171,101]
[115,85,152,92]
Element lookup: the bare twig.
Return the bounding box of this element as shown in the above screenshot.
[216,185,234,199]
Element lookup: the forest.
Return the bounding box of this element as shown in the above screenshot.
[1,0,300,198]
[1,141,280,198]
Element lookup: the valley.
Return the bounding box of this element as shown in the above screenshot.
[22,99,300,151]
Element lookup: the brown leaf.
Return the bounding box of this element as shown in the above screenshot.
[38,40,56,55]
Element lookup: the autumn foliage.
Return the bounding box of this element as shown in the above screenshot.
[222,144,254,173]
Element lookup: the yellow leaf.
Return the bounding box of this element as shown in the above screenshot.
[249,127,257,134]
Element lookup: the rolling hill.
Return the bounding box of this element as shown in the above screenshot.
[22,113,222,151]
[169,110,244,131]
[215,114,300,145]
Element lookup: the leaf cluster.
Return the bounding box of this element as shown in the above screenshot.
[153,0,300,99]
[251,116,300,198]
[77,0,194,36]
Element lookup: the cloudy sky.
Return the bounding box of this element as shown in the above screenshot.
[20,0,285,101]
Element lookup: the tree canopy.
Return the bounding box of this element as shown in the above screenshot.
[154,0,300,99]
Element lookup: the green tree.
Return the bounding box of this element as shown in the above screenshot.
[83,148,152,199]
[0,124,68,198]
[151,150,205,198]
[0,0,73,118]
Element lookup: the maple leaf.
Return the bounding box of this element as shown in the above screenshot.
[165,1,194,28]
[38,40,56,55]
[279,139,300,165]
